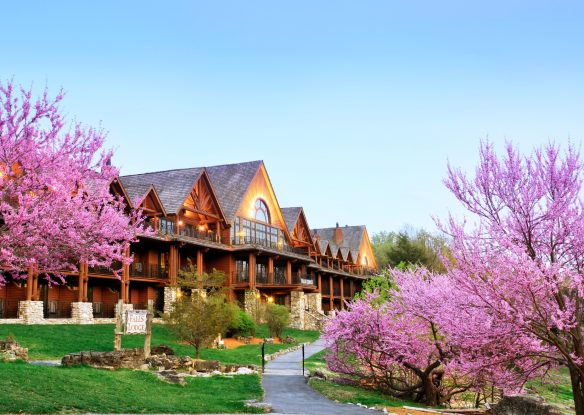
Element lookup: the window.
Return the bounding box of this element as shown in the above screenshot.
[159,218,175,234]
[254,199,270,223]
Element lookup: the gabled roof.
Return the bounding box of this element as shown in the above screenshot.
[123,183,153,206]
[206,161,263,224]
[120,168,205,214]
[317,240,329,255]
[339,247,350,261]
[281,207,302,232]
[312,225,366,254]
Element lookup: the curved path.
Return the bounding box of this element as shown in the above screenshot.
[261,338,377,414]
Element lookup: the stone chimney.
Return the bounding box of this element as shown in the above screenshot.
[334,222,343,245]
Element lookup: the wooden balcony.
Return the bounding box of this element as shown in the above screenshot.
[231,236,306,255]
[129,263,168,280]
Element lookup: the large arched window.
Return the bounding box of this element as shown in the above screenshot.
[254,198,270,223]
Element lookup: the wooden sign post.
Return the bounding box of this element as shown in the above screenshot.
[113,300,153,358]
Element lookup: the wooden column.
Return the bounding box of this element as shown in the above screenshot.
[122,248,130,303]
[248,253,256,288]
[83,263,89,302]
[78,262,85,302]
[196,250,204,276]
[268,257,274,283]
[340,277,345,310]
[26,266,34,301]
[215,222,221,243]
[318,273,322,292]
[329,275,334,310]
[32,268,39,301]
[349,279,354,298]
[286,261,292,284]
[169,245,178,285]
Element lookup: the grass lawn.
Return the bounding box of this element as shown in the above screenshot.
[0,361,262,414]
[0,323,320,364]
[527,368,574,413]
[304,349,423,410]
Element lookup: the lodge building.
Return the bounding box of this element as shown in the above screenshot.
[0,161,378,328]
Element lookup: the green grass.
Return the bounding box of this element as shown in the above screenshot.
[309,377,422,409]
[0,361,262,414]
[0,323,320,364]
[527,368,574,413]
[304,349,422,410]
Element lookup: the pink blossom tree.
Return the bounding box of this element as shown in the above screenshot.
[324,267,547,406]
[442,141,584,414]
[0,81,146,285]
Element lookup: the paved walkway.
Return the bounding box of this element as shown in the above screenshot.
[261,338,377,415]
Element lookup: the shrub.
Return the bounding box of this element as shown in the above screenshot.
[230,311,257,338]
[265,304,289,339]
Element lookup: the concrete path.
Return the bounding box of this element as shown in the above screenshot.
[261,338,378,415]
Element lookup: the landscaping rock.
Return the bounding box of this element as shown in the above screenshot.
[0,338,28,361]
[493,394,564,415]
[151,344,175,356]
[61,348,145,369]
[283,335,296,344]
[264,337,275,344]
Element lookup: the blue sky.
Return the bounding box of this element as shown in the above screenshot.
[2,1,583,234]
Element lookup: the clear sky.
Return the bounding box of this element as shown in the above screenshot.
[2,1,583,234]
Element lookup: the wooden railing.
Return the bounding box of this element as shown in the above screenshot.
[129,263,167,279]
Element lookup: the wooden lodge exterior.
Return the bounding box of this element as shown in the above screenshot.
[0,161,378,328]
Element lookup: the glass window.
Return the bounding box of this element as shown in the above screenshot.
[159,218,175,234]
[254,199,270,223]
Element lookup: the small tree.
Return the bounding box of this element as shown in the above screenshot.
[265,303,289,339]
[163,261,238,358]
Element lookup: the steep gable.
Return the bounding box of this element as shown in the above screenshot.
[281,207,313,246]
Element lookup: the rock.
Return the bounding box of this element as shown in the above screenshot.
[0,338,28,361]
[192,359,220,372]
[156,369,185,385]
[139,364,150,371]
[264,337,275,344]
[493,394,564,415]
[282,335,296,344]
[236,367,254,375]
[151,344,175,356]
[61,348,145,369]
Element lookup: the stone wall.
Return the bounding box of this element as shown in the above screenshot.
[289,291,305,329]
[244,289,260,321]
[71,302,94,324]
[18,300,44,324]
[0,338,28,361]
[163,286,178,314]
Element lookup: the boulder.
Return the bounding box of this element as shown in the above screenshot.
[151,344,175,356]
[493,394,564,415]
[0,338,28,361]
[61,348,145,369]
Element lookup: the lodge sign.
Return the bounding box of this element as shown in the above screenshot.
[125,310,148,334]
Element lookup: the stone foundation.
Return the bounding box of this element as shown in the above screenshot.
[289,291,306,329]
[244,289,261,322]
[163,286,179,314]
[18,301,44,324]
[115,302,134,317]
[289,292,325,330]
[71,302,94,324]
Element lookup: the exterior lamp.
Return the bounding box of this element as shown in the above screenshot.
[255,292,261,299]
[277,239,283,248]
[176,290,182,299]
[178,220,184,226]
[198,225,205,231]
[267,296,274,303]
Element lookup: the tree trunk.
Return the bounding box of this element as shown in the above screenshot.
[195,344,201,359]
[423,374,440,406]
[569,366,584,415]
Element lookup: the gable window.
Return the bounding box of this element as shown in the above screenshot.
[159,218,175,235]
[254,199,270,223]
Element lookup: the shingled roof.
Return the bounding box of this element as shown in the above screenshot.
[280,207,302,233]
[123,183,153,206]
[120,168,205,214]
[312,225,366,254]
[206,161,263,224]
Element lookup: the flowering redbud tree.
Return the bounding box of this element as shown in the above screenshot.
[0,81,146,284]
[441,141,584,414]
[324,267,545,406]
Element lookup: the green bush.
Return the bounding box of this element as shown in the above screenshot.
[230,311,257,337]
[265,304,290,339]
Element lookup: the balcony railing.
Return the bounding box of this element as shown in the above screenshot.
[274,269,287,284]
[129,263,168,279]
[92,302,116,318]
[256,271,269,284]
[231,237,306,255]
[178,227,219,243]
[44,300,72,318]
[232,270,249,284]
[0,299,19,318]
